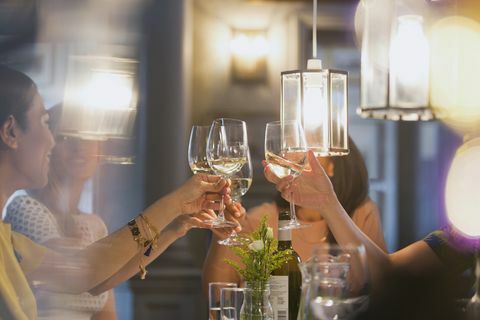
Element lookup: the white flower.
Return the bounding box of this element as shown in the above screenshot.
[248,240,264,252]
[266,227,274,240]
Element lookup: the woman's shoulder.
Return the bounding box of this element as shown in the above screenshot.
[242,202,277,232]
[5,195,61,243]
[5,195,54,222]
[351,198,380,221]
[7,194,50,213]
[246,202,277,220]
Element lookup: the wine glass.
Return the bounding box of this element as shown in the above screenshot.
[300,244,368,320]
[207,118,249,228]
[209,282,238,320]
[264,120,308,230]
[218,148,253,246]
[188,125,214,175]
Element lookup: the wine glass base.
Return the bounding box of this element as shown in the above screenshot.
[278,221,310,230]
[204,219,238,229]
[217,236,242,246]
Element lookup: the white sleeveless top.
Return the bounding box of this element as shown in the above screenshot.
[5,195,109,320]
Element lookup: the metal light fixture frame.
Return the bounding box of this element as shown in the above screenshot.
[280,0,349,156]
[356,0,438,121]
[281,68,349,156]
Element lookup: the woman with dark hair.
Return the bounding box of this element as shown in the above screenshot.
[0,65,243,319]
[5,104,117,320]
[202,136,386,290]
[266,150,475,320]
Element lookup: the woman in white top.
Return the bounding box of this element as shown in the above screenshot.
[0,65,244,319]
[6,105,116,319]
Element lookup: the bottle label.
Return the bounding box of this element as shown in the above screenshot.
[278,221,292,241]
[270,275,289,320]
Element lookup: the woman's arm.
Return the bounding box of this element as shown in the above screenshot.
[265,152,390,287]
[89,211,219,295]
[29,174,229,294]
[265,151,443,289]
[352,201,387,252]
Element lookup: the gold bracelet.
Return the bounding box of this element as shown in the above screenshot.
[139,214,160,256]
[127,218,148,248]
[128,217,152,280]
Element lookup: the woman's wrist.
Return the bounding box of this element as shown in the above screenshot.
[317,194,343,220]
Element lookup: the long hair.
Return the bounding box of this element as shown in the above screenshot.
[326,137,369,243]
[0,65,36,131]
[274,136,370,244]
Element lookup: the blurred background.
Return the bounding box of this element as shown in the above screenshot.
[0,0,464,318]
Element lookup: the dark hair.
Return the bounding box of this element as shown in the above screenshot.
[326,137,369,243]
[274,136,369,243]
[0,65,37,131]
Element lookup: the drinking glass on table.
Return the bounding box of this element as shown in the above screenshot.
[209,282,238,320]
[206,118,248,228]
[264,120,308,230]
[221,287,248,320]
[217,148,253,246]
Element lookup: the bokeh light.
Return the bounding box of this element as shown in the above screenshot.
[445,137,480,238]
[430,16,480,134]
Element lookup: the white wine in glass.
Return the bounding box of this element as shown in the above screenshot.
[218,147,253,246]
[207,118,249,228]
[188,125,214,175]
[265,120,309,230]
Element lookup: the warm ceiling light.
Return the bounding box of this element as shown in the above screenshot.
[230,29,269,82]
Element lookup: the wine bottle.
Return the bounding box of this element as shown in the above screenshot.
[270,207,302,320]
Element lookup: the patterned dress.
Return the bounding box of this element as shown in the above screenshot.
[5,195,109,320]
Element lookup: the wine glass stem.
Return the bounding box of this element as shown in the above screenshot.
[290,193,297,224]
[218,194,225,221]
[289,178,298,224]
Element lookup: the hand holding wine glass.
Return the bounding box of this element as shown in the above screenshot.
[264,120,309,230]
[207,118,249,228]
[217,148,253,246]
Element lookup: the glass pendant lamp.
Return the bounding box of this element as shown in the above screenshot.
[280,0,349,156]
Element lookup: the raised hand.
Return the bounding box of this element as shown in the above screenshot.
[211,200,246,239]
[174,173,230,215]
[264,150,339,212]
[166,210,218,237]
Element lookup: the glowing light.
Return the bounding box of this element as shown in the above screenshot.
[389,15,429,108]
[230,30,269,80]
[430,16,480,134]
[80,71,134,110]
[446,137,480,237]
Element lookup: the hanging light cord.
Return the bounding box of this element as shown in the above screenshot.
[312,0,317,58]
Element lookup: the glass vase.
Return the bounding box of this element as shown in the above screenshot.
[240,282,274,320]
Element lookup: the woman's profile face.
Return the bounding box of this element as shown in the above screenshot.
[14,92,55,188]
[51,136,100,181]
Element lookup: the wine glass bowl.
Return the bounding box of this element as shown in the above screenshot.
[265,120,308,230]
[207,118,249,229]
[188,125,214,174]
[218,148,253,246]
[230,148,253,202]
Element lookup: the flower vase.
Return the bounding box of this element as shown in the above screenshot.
[240,282,274,320]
